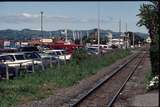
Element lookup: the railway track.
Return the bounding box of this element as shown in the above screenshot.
[67,49,146,107]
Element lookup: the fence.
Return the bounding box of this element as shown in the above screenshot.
[0,54,67,80]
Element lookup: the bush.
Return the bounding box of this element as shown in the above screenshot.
[150,44,159,76]
[145,71,159,91]
[71,48,89,64]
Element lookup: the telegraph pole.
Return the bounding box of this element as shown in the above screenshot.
[133,32,135,48]
[80,32,83,45]
[65,29,68,42]
[125,22,128,49]
[73,30,75,41]
[118,18,121,48]
[125,22,127,32]
[97,2,100,54]
[41,11,43,38]
[119,18,121,33]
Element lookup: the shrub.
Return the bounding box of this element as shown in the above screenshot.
[150,44,159,76]
[71,48,89,64]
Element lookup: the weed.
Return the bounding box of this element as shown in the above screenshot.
[0,49,131,107]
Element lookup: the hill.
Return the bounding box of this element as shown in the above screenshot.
[0,29,148,40]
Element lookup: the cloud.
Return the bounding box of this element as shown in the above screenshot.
[0,13,40,24]
[21,13,32,18]
[0,12,114,26]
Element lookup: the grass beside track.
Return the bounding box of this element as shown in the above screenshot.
[0,49,131,107]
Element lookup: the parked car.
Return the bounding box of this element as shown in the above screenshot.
[23,52,42,64]
[0,53,34,78]
[86,47,99,55]
[90,44,112,53]
[38,52,59,65]
[0,53,34,67]
[43,49,72,61]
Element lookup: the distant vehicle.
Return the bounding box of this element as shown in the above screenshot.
[90,44,112,53]
[23,52,42,65]
[91,44,111,49]
[0,53,34,67]
[86,47,99,55]
[18,46,39,52]
[38,52,59,65]
[43,49,72,61]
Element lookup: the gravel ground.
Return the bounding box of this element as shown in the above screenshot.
[18,51,136,107]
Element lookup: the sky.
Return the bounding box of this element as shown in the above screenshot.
[0,1,150,33]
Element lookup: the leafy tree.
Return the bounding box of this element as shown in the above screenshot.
[137,1,159,44]
[137,1,159,75]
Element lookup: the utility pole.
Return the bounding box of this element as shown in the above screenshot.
[118,18,121,48]
[125,22,128,49]
[72,30,75,41]
[125,22,127,32]
[40,11,43,38]
[80,32,83,45]
[133,32,135,48]
[119,18,121,33]
[87,31,89,38]
[97,2,100,54]
[65,29,67,42]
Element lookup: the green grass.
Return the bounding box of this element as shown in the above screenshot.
[0,49,131,107]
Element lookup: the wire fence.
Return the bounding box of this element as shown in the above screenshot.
[0,54,67,80]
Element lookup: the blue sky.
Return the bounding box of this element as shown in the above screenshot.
[0,2,150,33]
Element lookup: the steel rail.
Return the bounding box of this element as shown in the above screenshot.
[70,52,140,107]
[107,52,145,107]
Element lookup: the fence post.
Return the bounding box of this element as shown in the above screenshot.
[49,57,52,68]
[5,64,9,80]
[41,58,45,71]
[57,56,60,70]
[32,60,35,72]
[24,64,28,73]
[64,54,66,64]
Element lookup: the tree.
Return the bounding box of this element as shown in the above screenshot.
[137,1,159,44]
[137,1,159,75]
